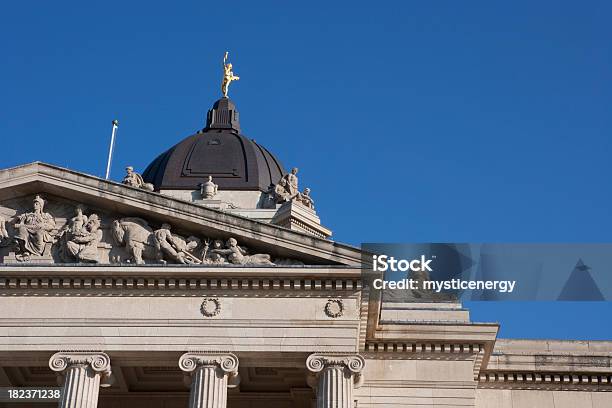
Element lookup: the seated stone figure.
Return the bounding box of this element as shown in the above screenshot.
[297,187,315,210]
[211,237,274,266]
[122,166,154,191]
[65,214,103,263]
[273,179,292,203]
[13,195,56,260]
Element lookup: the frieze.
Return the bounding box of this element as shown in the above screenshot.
[0,194,305,266]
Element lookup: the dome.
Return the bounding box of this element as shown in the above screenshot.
[143,98,286,192]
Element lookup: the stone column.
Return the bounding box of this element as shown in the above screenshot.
[306,354,365,408]
[49,352,112,408]
[179,352,239,408]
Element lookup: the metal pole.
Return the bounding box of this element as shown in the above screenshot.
[105,119,119,179]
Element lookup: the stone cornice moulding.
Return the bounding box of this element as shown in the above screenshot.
[478,371,612,391]
[365,341,484,355]
[0,275,362,293]
[0,265,363,279]
[0,162,362,266]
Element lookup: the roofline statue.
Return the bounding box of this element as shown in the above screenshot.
[221,51,240,98]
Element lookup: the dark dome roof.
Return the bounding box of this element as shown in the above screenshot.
[143,98,286,192]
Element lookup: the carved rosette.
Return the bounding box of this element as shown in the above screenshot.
[49,352,112,378]
[324,299,344,318]
[200,298,221,317]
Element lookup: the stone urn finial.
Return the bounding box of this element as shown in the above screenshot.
[201,176,219,199]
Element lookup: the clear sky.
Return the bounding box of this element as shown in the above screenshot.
[1,1,611,339]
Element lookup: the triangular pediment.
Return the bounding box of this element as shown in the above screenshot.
[0,162,362,266]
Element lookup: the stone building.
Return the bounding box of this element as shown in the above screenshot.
[0,94,611,408]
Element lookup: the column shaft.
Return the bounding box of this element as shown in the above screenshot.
[59,365,101,408]
[188,366,228,408]
[317,366,353,408]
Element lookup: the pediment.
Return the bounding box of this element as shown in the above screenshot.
[0,162,362,266]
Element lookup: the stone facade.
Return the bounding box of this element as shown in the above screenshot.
[0,163,611,408]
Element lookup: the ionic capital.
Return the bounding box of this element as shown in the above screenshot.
[306,353,365,388]
[49,352,112,379]
[179,352,239,376]
[306,353,365,374]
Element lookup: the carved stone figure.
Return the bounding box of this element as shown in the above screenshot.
[268,167,301,205]
[200,176,218,199]
[12,195,57,261]
[154,223,185,264]
[59,205,87,237]
[112,218,201,264]
[111,217,159,264]
[297,187,315,209]
[273,179,292,203]
[122,166,154,191]
[211,237,274,266]
[201,239,228,264]
[221,51,240,98]
[284,167,299,197]
[153,223,201,264]
[64,214,103,263]
[0,215,8,243]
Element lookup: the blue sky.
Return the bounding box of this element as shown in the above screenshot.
[1,1,611,339]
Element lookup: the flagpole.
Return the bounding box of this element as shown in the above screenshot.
[105,119,119,179]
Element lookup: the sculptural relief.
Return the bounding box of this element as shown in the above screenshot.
[12,195,57,261]
[0,195,304,266]
[0,215,9,244]
[58,206,102,263]
[201,239,227,264]
[111,217,160,264]
[153,223,202,264]
[210,237,275,266]
[122,166,154,191]
[111,218,202,264]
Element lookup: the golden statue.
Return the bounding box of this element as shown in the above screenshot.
[221,51,240,98]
